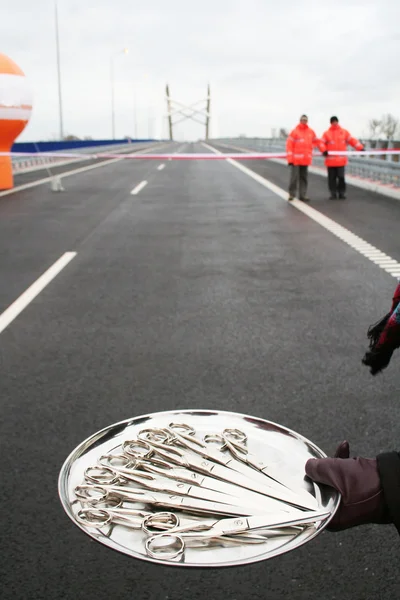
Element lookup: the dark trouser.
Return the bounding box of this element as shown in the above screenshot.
[327,166,346,197]
[289,165,308,198]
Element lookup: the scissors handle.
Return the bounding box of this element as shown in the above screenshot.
[122,439,154,460]
[77,508,115,527]
[223,429,247,446]
[138,428,173,444]
[203,431,247,456]
[98,454,136,470]
[168,423,196,436]
[84,466,122,485]
[76,508,149,529]
[145,533,185,560]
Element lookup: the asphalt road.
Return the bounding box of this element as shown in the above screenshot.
[0,142,399,600]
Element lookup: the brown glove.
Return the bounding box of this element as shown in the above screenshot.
[305,442,391,530]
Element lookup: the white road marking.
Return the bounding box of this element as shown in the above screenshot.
[213,140,400,202]
[157,164,165,171]
[0,252,76,335]
[203,142,400,279]
[130,180,148,195]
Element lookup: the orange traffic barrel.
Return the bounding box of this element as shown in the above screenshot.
[0,53,32,189]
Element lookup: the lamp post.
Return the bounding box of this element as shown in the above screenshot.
[133,84,138,139]
[54,0,64,140]
[110,48,128,139]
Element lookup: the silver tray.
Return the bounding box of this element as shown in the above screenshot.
[58,409,340,567]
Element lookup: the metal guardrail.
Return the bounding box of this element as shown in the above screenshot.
[211,138,400,188]
[11,142,150,174]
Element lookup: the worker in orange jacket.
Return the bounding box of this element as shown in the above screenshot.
[322,116,364,199]
[286,114,327,202]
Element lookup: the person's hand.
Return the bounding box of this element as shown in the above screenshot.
[288,162,293,166]
[305,441,390,530]
[322,150,329,157]
[362,346,394,375]
[362,287,400,375]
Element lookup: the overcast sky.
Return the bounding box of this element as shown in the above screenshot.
[2,0,400,141]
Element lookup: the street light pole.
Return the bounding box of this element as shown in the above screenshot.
[110,48,128,139]
[110,57,115,139]
[54,0,64,140]
[133,84,138,138]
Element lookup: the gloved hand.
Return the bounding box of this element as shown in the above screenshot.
[305,441,390,530]
[322,150,329,157]
[362,282,400,375]
[362,346,394,375]
[288,162,293,166]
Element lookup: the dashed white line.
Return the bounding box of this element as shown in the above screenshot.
[203,142,400,279]
[0,252,77,335]
[157,164,165,171]
[130,180,148,195]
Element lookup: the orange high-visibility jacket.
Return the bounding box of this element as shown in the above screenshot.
[322,124,363,167]
[286,124,326,166]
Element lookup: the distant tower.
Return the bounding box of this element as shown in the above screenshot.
[0,53,32,189]
[165,84,211,141]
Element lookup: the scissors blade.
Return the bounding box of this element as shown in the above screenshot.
[109,466,281,512]
[75,484,277,517]
[158,429,318,510]
[234,449,302,491]
[146,491,278,517]
[138,462,300,511]
[144,442,318,511]
[244,510,331,531]
[210,510,331,536]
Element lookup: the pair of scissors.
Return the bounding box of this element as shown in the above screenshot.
[164,424,313,500]
[77,506,154,528]
[96,453,301,513]
[83,465,286,515]
[145,509,330,560]
[138,425,316,504]
[76,507,267,544]
[74,483,288,517]
[203,429,301,491]
[129,431,318,510]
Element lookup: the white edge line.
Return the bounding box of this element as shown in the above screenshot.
[0,252,77,335]
[213,140,400,202]
[202,142,400,279]
[131,180,148,195]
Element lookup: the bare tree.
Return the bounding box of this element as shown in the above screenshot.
[380,113,399,140]
[279,128,289,139]
[368,118,381,139]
